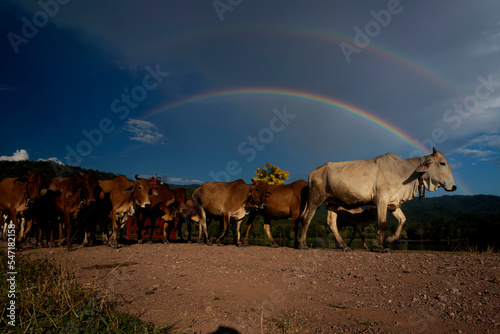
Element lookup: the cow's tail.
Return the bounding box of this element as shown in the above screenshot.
[299,184,309,220]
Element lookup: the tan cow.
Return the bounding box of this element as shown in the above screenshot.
[0,172,45,243]
[300,148,457,251]
[49,173,101,250]
[243,180,308,248]
[99,175,157,248]
[193,179,270,245]
[136,183,176,244]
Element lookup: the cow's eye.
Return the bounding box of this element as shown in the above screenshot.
[138,186,143,190]
[440,162,446,166]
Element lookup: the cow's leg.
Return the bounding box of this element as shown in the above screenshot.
[243,212,256,246]
[375,202,390,252]
[347,225,357,248]
[163,221,170,244]
[216,214,230,245]
[326,208,350,251]
[197,207,211,245]
[58,219,65,246]
[185,216,193,243]
[146,217,155,244]
[293,220,300,249]
[235,219,243,246]
[136,212,145,244]
[22,218,33,243]
[356,224,369,250]
[63,212,73,251]
[109,210,120,248]
[263,217,278,248]
[386,208,407,244]
[298,196,325,249]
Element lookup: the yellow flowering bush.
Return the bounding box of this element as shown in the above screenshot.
[252,162,289,185]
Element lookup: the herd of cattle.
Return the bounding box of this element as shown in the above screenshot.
[0,148,457,252]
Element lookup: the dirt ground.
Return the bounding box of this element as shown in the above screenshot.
[13,240,500,334]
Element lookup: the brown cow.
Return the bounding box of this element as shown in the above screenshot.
[99,175,157,248]
[193,179,270,246]
[136,183,176,244]
[24,189,61,247]
[0,171,45,243]
[327,205,378,250]
[172,187,193,242]
[244,180,308,248]
[49,173,101,250]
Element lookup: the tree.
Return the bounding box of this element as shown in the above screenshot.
[252,162,289,185]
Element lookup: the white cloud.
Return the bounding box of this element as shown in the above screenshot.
[0,149,29,162]
[164,176,203,184]
[466,22,500,58]
[125,119,164,144]
[38,157,64,165]
[456,148,494,160]
[455,134,500,162]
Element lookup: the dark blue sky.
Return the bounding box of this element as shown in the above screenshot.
[1,0,500,195]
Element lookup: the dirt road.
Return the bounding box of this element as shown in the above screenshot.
[17,242,500,333]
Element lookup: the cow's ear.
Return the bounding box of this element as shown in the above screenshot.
[416,158,432,173]
[123,186,135,193]
[432,147,437,155]
[151,188,158,196]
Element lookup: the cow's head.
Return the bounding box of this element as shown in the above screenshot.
[247,180,271,210]
[124,175,158,208]
[76,173,101,205]
[15,171,45,206]
[416,148,457,192]
[174,188,189,215]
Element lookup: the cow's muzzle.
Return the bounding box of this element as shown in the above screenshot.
[445,185,457,192]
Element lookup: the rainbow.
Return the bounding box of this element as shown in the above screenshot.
[139,87,471,195]
[135,24,464,98]
[142,87,428,154]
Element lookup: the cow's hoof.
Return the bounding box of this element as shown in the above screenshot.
[110,244,120,249]
[163,241,170,245]
[301,246,309,250]
[343,247,352,252]
[238,243,247,248]
[147,240,153,245]
[65,247,73,252]
[207,241,213,246]
[271,243,279,248]
[382,248,392,253]
[138,239,143,244]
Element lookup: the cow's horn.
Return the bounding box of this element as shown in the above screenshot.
[135,174,140,180]
[432,147,437,155]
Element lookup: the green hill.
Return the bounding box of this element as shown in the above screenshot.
[0,160,118,182]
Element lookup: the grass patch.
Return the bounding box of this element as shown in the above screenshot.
[0,250,177,333]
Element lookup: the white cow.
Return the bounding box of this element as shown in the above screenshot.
[300,148,457,251]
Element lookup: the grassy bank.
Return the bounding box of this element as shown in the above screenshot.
[0,249,175,333]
